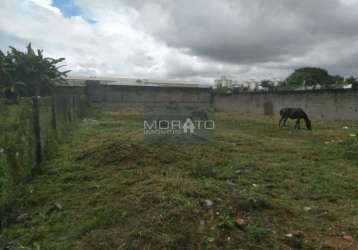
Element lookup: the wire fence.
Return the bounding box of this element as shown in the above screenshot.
[0,88,89,212]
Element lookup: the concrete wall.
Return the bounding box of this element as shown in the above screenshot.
[84,83,358,120]
[85,84,213,107]
[214,89,358,120]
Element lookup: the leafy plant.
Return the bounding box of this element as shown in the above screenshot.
[0,43,69,99]
[218,215,236,229]
[247,224,271,242]
[190,164,218,178]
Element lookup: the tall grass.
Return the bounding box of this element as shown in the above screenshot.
[0,99,36,212]
[0,94,89,213]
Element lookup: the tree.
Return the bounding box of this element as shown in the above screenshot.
[345,76,356,84]
[260,80,271,88]
[286,67,336,89]
[260,80,275,91]
[346,76,358,89]
[1,51,16,99]
[0,43,69,98]
[332,75,344,85]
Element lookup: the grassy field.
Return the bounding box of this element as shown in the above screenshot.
[1,107,358,250]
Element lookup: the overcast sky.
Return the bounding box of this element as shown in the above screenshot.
[1,0,358,83]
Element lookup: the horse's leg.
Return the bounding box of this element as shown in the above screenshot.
[297,119,301,129]
[279,117,284,127]
[283,117,288,127]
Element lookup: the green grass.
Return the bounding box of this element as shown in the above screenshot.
[1,107,358,249]
[0,97,74,213]
[0,99,36,213]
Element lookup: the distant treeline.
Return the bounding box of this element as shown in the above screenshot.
[216,67,358,93]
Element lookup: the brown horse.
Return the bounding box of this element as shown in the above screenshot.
[279,108,312,130]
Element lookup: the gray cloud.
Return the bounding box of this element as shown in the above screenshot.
[1,0,357,83]
[119,0,358,75]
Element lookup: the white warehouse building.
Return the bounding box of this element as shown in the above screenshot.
[214,76,234,89]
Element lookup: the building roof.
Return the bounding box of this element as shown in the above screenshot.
[66,76,211,88]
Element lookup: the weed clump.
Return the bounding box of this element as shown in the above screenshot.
[342,138,358,162]
[190,164,219,178]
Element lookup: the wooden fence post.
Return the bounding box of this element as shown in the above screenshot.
[32,96,42,166]
[51,93,57,135]
[68,96,73,122]
[72,95,76,121]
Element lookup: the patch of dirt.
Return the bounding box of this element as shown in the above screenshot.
[321,236,358,250]
[235,198,273,211]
